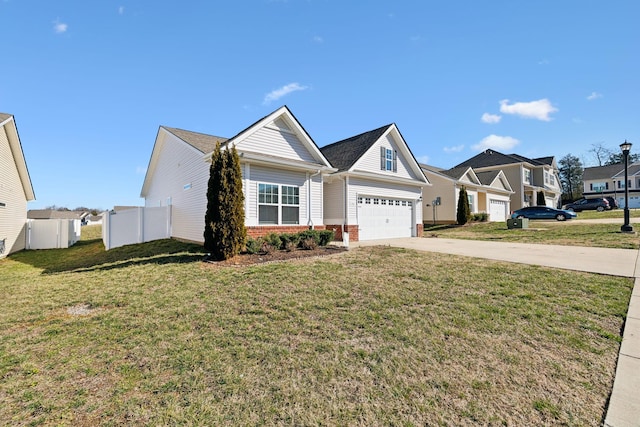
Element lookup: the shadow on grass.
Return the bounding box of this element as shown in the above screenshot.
[9,238,206,274]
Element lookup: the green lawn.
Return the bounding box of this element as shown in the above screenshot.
[425,214,639,249]
[0,226,633,425]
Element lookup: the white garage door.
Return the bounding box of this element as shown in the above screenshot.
[489,199,508,222]
[357,196,414,240]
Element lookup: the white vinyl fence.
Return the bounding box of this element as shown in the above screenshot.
[26,219,81,250]
[102,206,170,250]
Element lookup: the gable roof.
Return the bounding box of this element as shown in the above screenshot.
[320,125,391,172]
[27,209,85,220]
[613,162,640,178]
[0,113,35,201]
[583,163,625,180]
[163,127,227,153]
[475,170,502,186]
[219,105,333,169]
[455,149,553,169]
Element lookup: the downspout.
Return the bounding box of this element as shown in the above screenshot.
[307,169,322,228]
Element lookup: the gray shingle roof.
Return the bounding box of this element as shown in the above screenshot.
[439,166,470,180]
[163,127,227,154]
[454,149,550,169]
[583,163,625,180]
[320,124,392,172]
[475,170,502,186]
[27,209,85,220]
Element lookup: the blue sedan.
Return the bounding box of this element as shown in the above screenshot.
[511,206,577,221]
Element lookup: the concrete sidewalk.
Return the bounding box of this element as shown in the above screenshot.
[353,237,640,427]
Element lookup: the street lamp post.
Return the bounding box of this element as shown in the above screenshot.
[620,140,633,233]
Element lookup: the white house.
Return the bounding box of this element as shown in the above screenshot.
[421,165,513,224]
[141,106,335,243]
[0,113,35,258]
[320,124,430,241]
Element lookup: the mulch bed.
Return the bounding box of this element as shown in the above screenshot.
[201,245,348,268]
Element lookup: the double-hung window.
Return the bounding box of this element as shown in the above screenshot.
[281,186,299,224]
[258,183,300,225]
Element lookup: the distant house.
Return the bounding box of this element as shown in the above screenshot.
[320,124,430,240]
[0,113,35,258]
[583,162,640,209]
[453,149,562,210]
[27,209,88,221]
[421,164,513,224]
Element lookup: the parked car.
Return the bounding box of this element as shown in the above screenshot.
[563,197,610,212]
[511,206,577,221]
[604,196,619,209]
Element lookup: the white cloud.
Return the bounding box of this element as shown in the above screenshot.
[416,155,430,164]
[472,135,520,151]
[587,91,602,101]
[499,98,558,121]
[118,6,125,15]
[443,145,464,153]
[538,58,550,65]
[481,113,501,124]
[53,19,68,34]
[312,36,323,43]
[263,82,308,105]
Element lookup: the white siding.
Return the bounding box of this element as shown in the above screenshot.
[245,164,310,226]
[143,131,210,243]
[0,125,28,257]
[354,133,422,181]
[310,173,324,226]
[347,177,422,230]
[323,180,345,224]
[238,125,318,163]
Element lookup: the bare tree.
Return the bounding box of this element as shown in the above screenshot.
[587,142,612,166]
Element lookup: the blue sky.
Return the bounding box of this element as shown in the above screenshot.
[2,0,638,210]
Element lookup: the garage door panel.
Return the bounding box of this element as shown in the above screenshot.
[489,200,507,222]
[357,197,413,240]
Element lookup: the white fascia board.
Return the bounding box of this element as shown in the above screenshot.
[140,127,166,197]
[337,170,430,187]
[234,151,337,173]
[4,117,35,201]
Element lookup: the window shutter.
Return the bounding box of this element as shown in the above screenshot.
[380,147,386,170]
[590,183,593,191]
[606,182,609,190]
[393,150,398,172]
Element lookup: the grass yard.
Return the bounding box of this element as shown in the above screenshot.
[425,219,639,249]
[0,226,633,425]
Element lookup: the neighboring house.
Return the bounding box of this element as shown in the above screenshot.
[141,106,335,243]
[453,149,562,210]
[420,164,513,224]
[27,209,88,222]
[85,214,104,225]
[0,113,35,258]
[320,124,430,241]
[583,162,640,209]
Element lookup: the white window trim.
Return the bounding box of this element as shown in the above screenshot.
[257,182,301,225]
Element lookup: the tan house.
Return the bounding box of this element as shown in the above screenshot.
[0,113,35,258]
[421,164,513,224]
[453,149,562,210]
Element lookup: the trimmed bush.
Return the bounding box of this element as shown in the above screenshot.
[318,230,335,246]
[244,237,262,254]
[301,237,318,250]
[297,230,320,247]
[456,186,471,225]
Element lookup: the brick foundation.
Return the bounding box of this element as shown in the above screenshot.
[246,225,326,239]
[325,224,360,242]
